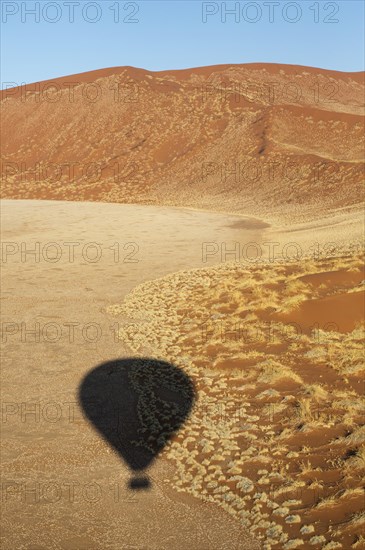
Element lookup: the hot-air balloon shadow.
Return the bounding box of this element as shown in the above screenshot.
[78,358,196,490]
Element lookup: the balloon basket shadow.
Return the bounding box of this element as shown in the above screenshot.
[129,475,151,490]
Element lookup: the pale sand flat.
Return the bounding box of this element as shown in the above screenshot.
[1,199,263,550]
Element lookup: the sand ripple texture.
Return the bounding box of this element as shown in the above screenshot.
[108,252,365,549]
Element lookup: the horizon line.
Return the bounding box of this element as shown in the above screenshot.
[2,61,364,92]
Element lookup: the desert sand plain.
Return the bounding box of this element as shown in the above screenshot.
[1,63,364,549]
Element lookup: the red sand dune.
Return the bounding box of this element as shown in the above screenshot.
[1,63,364,223]
[276,290,364,334]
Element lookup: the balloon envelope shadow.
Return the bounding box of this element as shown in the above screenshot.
[79,358,195,490]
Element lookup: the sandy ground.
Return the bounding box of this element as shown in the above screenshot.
[106,244,364,548]
[1,199,264,550]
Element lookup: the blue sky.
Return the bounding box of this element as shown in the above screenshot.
[1,1,364,86]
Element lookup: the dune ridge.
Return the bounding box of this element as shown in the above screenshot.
[2,63,364,225]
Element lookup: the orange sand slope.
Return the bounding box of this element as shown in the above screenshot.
[1,63,364,223]
[108,252,365,549]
